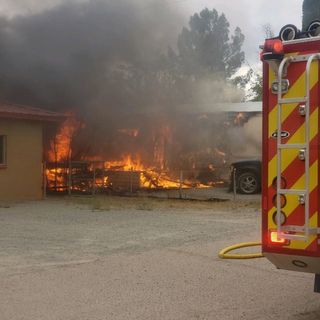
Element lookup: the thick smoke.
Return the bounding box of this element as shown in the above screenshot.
[227,115,262,160]
[0,1,252,170]
[0,0,182,112]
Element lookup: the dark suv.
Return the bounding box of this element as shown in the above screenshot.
[229,160,261,194]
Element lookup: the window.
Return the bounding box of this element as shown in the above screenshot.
[0,135,7,166]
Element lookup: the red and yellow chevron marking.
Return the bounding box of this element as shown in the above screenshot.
[266,55,319,253]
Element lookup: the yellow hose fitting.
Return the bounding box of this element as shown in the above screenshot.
[218,242,264,259]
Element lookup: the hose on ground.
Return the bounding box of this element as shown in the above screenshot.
[218,242,264,259]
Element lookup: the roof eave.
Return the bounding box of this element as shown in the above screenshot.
[0,112,65,122]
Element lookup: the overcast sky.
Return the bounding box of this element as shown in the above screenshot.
[185,0,302,68]
[0,0,303,68]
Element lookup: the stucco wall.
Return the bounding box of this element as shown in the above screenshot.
[0,119,43,201]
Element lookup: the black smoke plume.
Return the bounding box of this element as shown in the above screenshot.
[0,1,249,171]
[0,0,182,113]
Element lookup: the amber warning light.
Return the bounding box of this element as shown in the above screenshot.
[270,231,290,246]
[270,231,290,245]
[270,231,285,243]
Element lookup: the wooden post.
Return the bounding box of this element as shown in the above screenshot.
[130,167,133,194]
[54,136,58,192]
[92,162,96,196]
[103,161,106,192]
[68,160,72,196]
[43,162,47,199]
[179,170,183,199]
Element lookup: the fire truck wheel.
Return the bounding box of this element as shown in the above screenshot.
[237,172,259,194]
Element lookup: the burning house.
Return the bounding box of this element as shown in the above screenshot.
[45,102,261,194]
[0,1,261,195]
[0,103,62,201]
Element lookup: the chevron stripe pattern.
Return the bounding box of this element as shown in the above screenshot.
[266,54,319,253]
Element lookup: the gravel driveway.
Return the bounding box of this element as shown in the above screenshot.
[0,197,319,320]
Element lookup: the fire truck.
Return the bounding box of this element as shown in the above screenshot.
[261,21,320,292]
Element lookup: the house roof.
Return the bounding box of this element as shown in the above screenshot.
[175,101,262,114]
[0,103,64,122]
[213,101,262,113]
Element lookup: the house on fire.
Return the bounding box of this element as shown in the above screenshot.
[0,103,62,201]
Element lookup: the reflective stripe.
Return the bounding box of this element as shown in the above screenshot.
[266,56,319,252]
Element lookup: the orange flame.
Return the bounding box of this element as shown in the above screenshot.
[48,114,82,162]
[234,112,245,125]
[105,154,144,171]
[46,118,226,192]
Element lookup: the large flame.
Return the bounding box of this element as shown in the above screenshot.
[105,154,144,171]
[46,115,226,192]
[48,114,82,162]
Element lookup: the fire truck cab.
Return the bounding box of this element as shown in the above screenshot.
[261,23,320,292]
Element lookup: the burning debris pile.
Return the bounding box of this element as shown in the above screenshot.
[45,114,233,193]
[44,107,261,194]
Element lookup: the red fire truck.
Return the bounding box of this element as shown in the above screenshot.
[261,21,320,292]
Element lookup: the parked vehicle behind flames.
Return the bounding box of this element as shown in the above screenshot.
[229,160,261,194]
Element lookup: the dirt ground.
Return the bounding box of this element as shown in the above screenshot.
[0,196,320,320]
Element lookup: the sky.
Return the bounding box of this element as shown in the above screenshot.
[0,0,303,68]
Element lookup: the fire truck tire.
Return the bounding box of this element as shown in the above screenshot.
[218,242,264,259]
[237,172,259,194]
[279,24,298,41]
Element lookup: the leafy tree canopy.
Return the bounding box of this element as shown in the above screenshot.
[233,68,262,102]
[176,8,245,79]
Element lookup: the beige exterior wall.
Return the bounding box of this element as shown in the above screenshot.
[0,118,43,201]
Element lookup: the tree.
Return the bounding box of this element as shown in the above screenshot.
[302,0,320,30]
[262,23,275,38]
[250,72,262,101]
[233,68,262,101]
[232,23,274,102]
[176,8,245,79]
